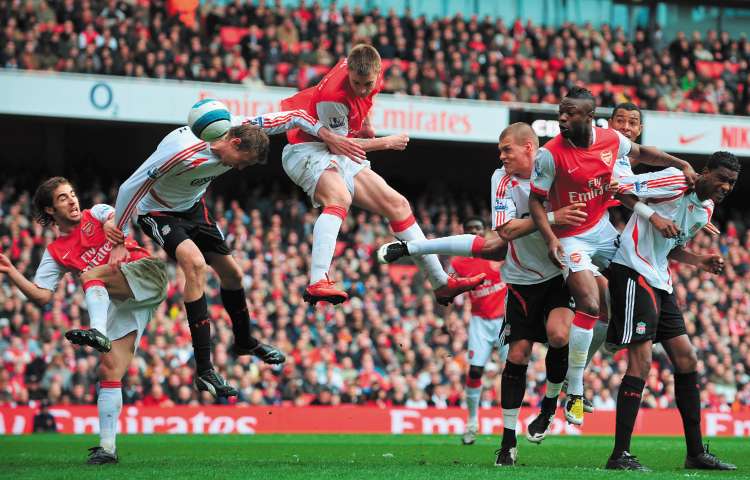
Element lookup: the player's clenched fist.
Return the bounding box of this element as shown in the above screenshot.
[649,213,681,239]
[0,253,14,273]
[553,202,588,227]
[386,133,409,151]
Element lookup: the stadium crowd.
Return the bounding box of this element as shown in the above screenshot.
[0,178,749,412]
[2,0,750,115]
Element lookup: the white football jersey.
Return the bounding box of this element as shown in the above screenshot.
[491,167,562,285]
[114,110,322,232]
[614,167,713,293]
[613,154,635,180]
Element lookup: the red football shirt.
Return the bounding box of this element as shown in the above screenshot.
[450,257,506,319]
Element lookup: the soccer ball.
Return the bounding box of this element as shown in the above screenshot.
[188,99,231,141]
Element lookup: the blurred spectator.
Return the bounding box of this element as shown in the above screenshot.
[32,399,57,433]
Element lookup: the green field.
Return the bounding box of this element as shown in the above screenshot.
[1,434,748,479]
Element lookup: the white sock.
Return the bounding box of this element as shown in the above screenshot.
[502,407,519,431]
[545,380,564,399]
[85,283,110,336]
[567,322,594,396]
[98,382,122,453]
[392,217,449,288]
[310,207,346,284]
[586,320,609,366]
[407,234,477,257]
[466,385,482,426]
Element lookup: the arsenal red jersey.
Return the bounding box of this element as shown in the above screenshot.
[46,207,149,273]
[450,257,506,319]
[281,59,382,144]
[530,127,630,238]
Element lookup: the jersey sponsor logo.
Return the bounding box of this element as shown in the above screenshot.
[81,222,94,236]
[329,117,346,129]
[568,177,608,204]
[600,150,613,166]
[147,167,163,180]
[190,175,218,186]
[635,321,646,335]
[81,241,114,271]
[176,158,210,176]
[678,133,706,145]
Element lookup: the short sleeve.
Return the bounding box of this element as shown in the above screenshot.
[33,249,66,292]
[89,204,115,223]
[530,147,555,197]
[316,101,350,136]
[613,155,635,181]
[617,167,688,199]
[490,169,517,229]
[615,130,632,159]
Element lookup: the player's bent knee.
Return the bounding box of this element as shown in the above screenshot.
[675,351,698,373]
[547,331,568,348]
[507,343,532,365]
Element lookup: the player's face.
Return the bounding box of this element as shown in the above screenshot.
[498,136,532,177]
[221,139,260,170]
[47,183,80,224]
[348,69,379,98]
[463,221,485,236]
[558,99,593,141]
[702,166,738,204]
[609,110,642,141]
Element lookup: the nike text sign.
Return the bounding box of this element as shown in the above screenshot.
[641,111,750,156]
[2,406,750,436]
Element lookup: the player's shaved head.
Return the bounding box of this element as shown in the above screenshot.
[499,122,539,149]
[348,44,381,75]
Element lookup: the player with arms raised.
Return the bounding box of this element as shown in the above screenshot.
[528,87,697,425]
[281,44,485,306]
[111,108,360,398]
[603,152,739,471]
[0,177,167,464]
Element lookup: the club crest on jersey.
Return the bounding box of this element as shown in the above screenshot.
[81,222,94,236]
[161,225,171,236]
[635,322,646,335]
[329,117,346,129]
[570,252,582,264]
[600,150,613,166]
[468,350,474,359]
[147,167,163,180]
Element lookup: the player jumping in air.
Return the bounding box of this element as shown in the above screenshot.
[280,44,485,306]
[0,177,168,465]
[528,87,697,426]
[603,152,739,471]
[446,217,508,446]
[111,109,361,398]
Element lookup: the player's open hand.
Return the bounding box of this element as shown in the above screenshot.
[607,180,620,197]
[699,254,724,274]
[0,253,15,274]
[649,213,681,239]
[385,134,409,151]
[554,203,588,227]
[103,219,125,245]
[547,237,565,269]
[680,163,698,189]
[319,129,367,163]
[108,244,129,266]
[702,222,720,236]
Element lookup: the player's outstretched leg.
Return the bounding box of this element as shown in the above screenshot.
[65,328,111,353]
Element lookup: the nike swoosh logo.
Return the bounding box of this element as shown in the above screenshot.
[568,166,580,174]
[62,251,70,259]
[678,133,706,145]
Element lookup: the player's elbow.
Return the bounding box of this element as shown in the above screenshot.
[497,226,516,242]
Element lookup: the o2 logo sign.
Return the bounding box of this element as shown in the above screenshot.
[89,82,119,116]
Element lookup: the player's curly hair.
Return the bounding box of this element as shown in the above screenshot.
[348,44,381,75]
[33,176,71,227]
[707,151,741,173]
[228,124,270,164]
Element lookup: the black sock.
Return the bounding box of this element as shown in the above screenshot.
[612,375,645,458]
[501,361,528,448]
[220,288,258,349]
[542,344,569,412]
[675,371,704,457]
[185,295,212,373]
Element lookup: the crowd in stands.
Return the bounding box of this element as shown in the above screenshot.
[3,0,750,115]
[1,178,749,413]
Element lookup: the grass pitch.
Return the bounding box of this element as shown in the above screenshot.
[1,434,748,479]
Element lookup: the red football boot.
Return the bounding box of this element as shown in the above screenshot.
[434,273,486,306]
[304,277,348,305]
